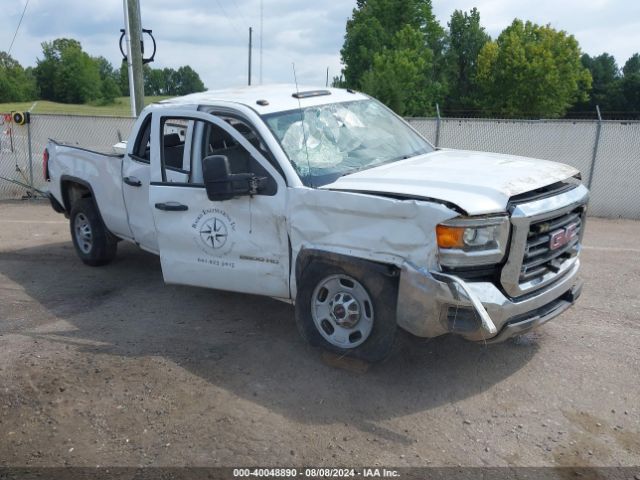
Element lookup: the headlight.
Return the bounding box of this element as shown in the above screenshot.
[436,216,510,267]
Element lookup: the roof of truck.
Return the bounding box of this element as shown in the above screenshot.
[153,84,370,115]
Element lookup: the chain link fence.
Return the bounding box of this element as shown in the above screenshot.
[1,114,135,199]
[0,114,33,198]
[1,113,638,219]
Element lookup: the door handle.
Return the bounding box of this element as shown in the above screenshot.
[154,202,188,212]
[123,176,142,187]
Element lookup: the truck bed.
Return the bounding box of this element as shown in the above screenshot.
[47,140,132,240]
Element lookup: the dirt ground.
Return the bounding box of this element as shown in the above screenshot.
[0,200,638,468]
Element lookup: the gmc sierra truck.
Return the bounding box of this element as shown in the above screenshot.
[44,85,588,362]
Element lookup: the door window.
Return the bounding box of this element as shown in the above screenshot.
[161,118,191,174]
[157,116,277,196]
[131,114,152,163]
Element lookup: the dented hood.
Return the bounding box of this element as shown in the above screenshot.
[322,149,579,215]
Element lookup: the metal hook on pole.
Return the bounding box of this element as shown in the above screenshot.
[119,28,156,64]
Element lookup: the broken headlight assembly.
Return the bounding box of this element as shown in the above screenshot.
[436,216,510,267]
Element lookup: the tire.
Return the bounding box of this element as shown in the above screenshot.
[69,198,117,266]
[295,260,398,363]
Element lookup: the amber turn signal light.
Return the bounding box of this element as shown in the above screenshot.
[436,225,465,249]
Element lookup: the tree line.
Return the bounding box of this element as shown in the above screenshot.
[0,38,206,105]
[337,0,640,118]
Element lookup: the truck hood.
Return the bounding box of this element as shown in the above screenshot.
[322,149,579,215]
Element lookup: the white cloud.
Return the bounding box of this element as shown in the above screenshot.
[1,0,639,92]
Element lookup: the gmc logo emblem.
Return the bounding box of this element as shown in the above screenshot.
[549,222,579,250]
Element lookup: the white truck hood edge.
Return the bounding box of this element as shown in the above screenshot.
[321,149,580,215]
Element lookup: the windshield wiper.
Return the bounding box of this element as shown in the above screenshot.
[338,150,428,179]
[339,165,373,178]
[390,149,428,162]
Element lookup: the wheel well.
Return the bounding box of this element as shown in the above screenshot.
[295,249,399,286]
[61,180,92,213]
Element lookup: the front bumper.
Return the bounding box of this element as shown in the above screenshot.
[396,258,582,342]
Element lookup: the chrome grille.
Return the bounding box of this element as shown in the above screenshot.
[500,184,589,298]
[521,209,583,283]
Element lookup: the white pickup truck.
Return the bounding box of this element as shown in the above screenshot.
[44,85,588,362]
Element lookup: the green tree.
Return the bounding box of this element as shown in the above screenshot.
[331,75,346,88]
[574,53,621,111]
[94,56,116,83]
[621,74,640,111]
[161,68,178,94]
[340,0,446,93]
[93,56,122,104]
[119,62,130,96]
[621,54,640,112]
[143,65,164,95]
[417,0,447,82]
[98,76,121,105]
[444,8,490,111]
[571,53,640,114]
[341,8,387,87]
[35,38,101,103]
[476,20,591,118]
[0,51,37,102]
[144,66,205,96]
[24,67,38,98]
[174,66,206,95]
[360,25,439,115]
[622,53,639,76]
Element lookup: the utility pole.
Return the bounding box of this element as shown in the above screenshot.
[259,0,263,84]
[123,0,145,116]
[248,27,253,86]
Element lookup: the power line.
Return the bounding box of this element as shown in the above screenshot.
[228,0,263,83]
[224,0,264,84]
[7,0,30,56]
[229,0,251,30]
[213,0,246,37]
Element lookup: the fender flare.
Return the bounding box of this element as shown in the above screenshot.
[294,248,399,292]
[59,175,109,231]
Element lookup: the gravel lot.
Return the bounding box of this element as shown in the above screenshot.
[0,200,638,468]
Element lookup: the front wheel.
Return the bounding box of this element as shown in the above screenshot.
[69,198,117,266]
[295,261,398,363]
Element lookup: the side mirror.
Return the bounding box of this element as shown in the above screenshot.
[202,155,264,202]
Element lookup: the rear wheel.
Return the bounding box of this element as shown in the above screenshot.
[69,198,117,266]
[295,261,397,363]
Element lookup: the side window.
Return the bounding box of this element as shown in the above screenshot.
[205,123,252,174]
[195,122,277,195]
[131,115,151,163]
[156,115,277,196]
[208,113,285,180]
[159,118,194,184]
[161,119,189,172]
[227,119,270,160]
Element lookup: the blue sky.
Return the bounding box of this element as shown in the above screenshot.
[2,0,639,90]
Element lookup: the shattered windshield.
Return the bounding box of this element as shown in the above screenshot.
[263,99,434,186]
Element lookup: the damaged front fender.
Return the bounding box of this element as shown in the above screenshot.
[287,187,459,298]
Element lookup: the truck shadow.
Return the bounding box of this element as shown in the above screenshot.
[0,241,538,442]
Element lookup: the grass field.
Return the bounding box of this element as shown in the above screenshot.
[0,96,171,117]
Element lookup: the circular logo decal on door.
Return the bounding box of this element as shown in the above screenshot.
[192,208,237,257]
[200,217,228,249]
